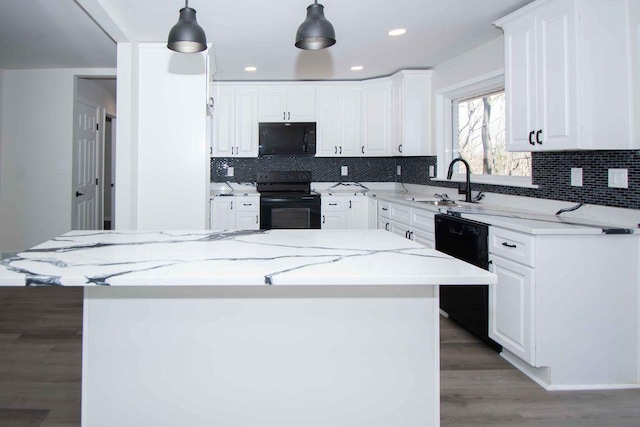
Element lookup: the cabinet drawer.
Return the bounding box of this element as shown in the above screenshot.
[235,198,259,212]
[388,202,410,224]
[377,200,391,218]
[489,227,535,267]
[410,208,435,233]
[322,199,346,211]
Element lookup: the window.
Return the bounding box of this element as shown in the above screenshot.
[436,71,534,187]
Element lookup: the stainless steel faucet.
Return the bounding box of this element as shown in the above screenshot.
[446,158,473,203]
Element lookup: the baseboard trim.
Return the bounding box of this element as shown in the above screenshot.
[500,349,640,391]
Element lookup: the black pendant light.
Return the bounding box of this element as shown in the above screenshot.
[167,0,207,53]
[295,0,336,50]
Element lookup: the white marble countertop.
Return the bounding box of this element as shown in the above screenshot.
[369,192,637,235]
[0,229,496,287]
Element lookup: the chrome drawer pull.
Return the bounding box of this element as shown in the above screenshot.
[501,242,517,248]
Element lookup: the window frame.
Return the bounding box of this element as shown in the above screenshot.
[434,70,536,188]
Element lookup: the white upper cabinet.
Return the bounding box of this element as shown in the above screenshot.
[258,85,316,122]
[211,84,259,157]
[361,79,392,156]
[496,0,635,151]
[391,70,434,156]
[316,85,362,157]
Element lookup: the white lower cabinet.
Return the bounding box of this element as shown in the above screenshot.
[487,226,639,389]
[321,195,369,229]
[377,200,435,248]
[489,253,535,365]
[210,196,260,230]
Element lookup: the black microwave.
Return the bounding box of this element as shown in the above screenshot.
[258,122,316,156]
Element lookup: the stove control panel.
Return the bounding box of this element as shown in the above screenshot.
[257,171,312,183]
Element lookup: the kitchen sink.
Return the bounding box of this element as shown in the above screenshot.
[417,200,462,207]
[403,196,439,202]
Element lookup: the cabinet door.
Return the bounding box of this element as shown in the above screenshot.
[211,198,235,230]
[388,220,410,239]
[235,211,260,230]
[535,1,574,150]
[361,82,392,156]
[287,86,316,121]
[315,87,340,156]
[322,212,347,229]
[212,86,235,157]
[234,87,259,157]
[321,197,347,229]
[489,254,536,366]
[346,197,369,229]
[503,19,538,152]
[339,87,362,156]
[258,87,288,121]
[411,230,434,249]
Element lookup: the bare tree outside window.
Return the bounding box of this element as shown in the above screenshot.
[453,91,531,177]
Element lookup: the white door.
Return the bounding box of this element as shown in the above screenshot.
[73,100,99,230]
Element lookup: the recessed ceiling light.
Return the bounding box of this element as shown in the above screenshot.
[350,65,364,71]
[388,28,407,36]
[244,66,257,72]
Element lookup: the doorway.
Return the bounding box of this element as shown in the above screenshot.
[72,77,116,231]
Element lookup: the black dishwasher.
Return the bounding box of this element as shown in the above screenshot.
[435,214,501,352]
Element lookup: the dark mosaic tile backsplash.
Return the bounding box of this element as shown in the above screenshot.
[211,150,640,209]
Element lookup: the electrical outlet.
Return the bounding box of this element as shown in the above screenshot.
[608,168,628,188]
[570,168,583,187]
[396,165,402,176]
[227,166,234,177]
[341,166,348,176]
[428,165,435,178]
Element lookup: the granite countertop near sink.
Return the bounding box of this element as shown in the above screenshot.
[368,191,638,235]
[448,204,637,235]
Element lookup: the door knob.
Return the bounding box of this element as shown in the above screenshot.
[75,191,84,197]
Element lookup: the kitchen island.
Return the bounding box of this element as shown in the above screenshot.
[0,229,496,427]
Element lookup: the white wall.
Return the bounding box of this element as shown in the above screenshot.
[431,36,505,95]
[0,68,115,252]
[77,78,116,116]
[135,44,208,229]
[114,43,140,230]
[0,69,3,210]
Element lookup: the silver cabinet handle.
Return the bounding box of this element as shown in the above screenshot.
[501,242,517,248]
[283,112,286,120]
[334,146,338,154]
[322,215,326,224]
[399,144,403,153]
[349,200,352,209]
[329,203,338,206]
[536,129,543,145]
[230,201,233,210]
[361,146,365,154]
[256,215,259,224]
[385,222,389,231]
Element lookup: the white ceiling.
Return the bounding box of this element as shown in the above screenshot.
[0,0,535,81]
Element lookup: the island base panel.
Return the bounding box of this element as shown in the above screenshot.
[82,286,440,426]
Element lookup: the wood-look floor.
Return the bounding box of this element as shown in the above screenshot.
[1,287,639,426]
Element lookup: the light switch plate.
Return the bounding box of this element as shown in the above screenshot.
[341,166,348,176]
[608,168,628,188]
[570,168,583,187]
[428,165,435,178]
[226,166,234,177]
[396,165,402,176]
